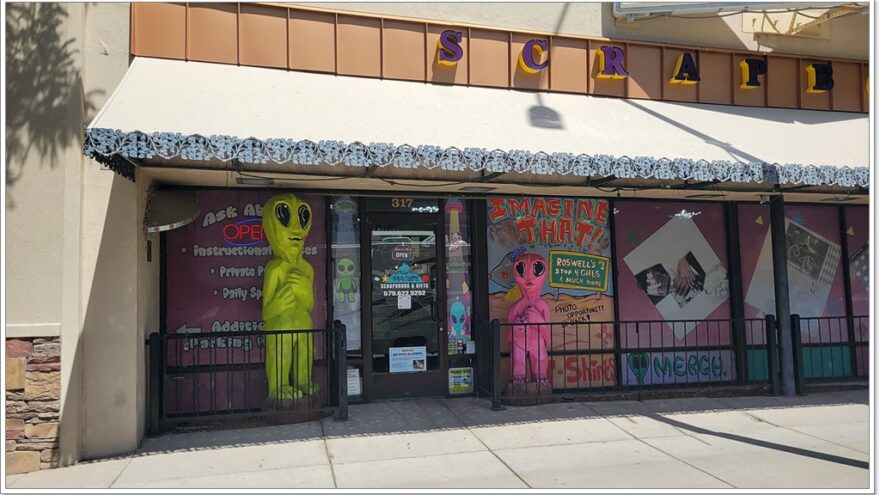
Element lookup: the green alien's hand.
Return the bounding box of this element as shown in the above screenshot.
[287,269,315,311]
[277,283,297,305]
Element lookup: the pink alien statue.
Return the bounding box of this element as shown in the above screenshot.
[508,253,551,384]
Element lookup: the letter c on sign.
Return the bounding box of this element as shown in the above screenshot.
[519,39,549,73]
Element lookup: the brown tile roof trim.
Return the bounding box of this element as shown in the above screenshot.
[131,3,868,113]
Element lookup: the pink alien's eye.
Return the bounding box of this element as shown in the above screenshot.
[533,261,545,277]
[515,262,526,277]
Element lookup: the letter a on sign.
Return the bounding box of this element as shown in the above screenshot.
[670,53,700,84]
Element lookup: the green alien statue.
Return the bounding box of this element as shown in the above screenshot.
[261,193,318,400]
[334,257,358,303]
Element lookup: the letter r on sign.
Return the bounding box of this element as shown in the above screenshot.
[597,46,628,79]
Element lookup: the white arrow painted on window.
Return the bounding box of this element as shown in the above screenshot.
[175,323,202,334]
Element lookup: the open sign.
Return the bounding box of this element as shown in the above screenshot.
[223,218,264,246]
[392,244,414,261]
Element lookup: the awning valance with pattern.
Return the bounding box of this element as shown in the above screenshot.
[84,57,869,189]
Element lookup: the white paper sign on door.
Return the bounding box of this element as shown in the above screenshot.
[397,294,412,309]
[347,367,361,396]
[389,346,427,372]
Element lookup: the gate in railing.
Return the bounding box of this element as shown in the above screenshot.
[790,314,869,389]
[147,321,348,435]
[489,317,773,402]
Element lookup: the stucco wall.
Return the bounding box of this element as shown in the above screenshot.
[5,2,148,466]
[304,2,868,59]
[77,2,144,460]
[136,173,160,444]
[5,3,73,336]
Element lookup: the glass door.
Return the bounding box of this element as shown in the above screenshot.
[366,216,446,398]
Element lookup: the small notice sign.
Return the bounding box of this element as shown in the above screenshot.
[448,367,474,394]
[389,346,427,373]
[397,294,412,309]
[347,367,361,396]
[549,250,610,292]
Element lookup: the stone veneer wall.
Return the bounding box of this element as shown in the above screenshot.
[6,337,61,474]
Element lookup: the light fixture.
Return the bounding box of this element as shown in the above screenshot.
[458,186,496,193]
[820,195,858,202]
[144,190,200,233]
[672,209,702,219]
[236,176,274,186]
[685,193,726,199]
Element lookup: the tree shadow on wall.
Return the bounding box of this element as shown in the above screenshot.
[5,3,103,209]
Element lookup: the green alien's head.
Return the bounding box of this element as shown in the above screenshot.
[262,193,312,261]
[336,257,356,277]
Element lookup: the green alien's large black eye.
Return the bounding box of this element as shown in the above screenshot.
[275,203,291,227]
[298,204,311,228]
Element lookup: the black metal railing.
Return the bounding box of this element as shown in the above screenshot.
[147,321,347,435]
[791,314,869,385]
[490,317,772,401]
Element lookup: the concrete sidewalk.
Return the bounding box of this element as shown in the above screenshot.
[5,389,870,489]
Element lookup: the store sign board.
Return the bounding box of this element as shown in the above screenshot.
[380,263,430,297]
[435,35,844,95]
[134,5,867,110]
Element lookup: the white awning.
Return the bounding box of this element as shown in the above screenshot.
[85,57,869,187]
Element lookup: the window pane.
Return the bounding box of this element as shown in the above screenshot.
[331,196,362,351]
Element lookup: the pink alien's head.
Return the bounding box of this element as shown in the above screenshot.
[512,253,547,299]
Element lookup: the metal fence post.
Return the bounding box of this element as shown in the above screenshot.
[490,319,504,411]
[334,321,348,421]
[790,314,805,395]
[765,314,780,396]
[147,332,162,436]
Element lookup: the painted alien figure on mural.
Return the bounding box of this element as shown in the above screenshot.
[449,300,470,341]
[261,193,318,400]
[334,257,358,303]
[508,253,551,387]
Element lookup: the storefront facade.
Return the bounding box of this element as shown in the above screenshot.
[149,188,868,409]
[5,2,870,472]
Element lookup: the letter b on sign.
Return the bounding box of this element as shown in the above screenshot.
[806,62,834,93]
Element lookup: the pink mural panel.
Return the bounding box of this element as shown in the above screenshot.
[844,207,869,318]
[614,201,732,353]
[738,203,850,358]
[164,190,326,413]
[614,200,733,386]
[740,204,846,320]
